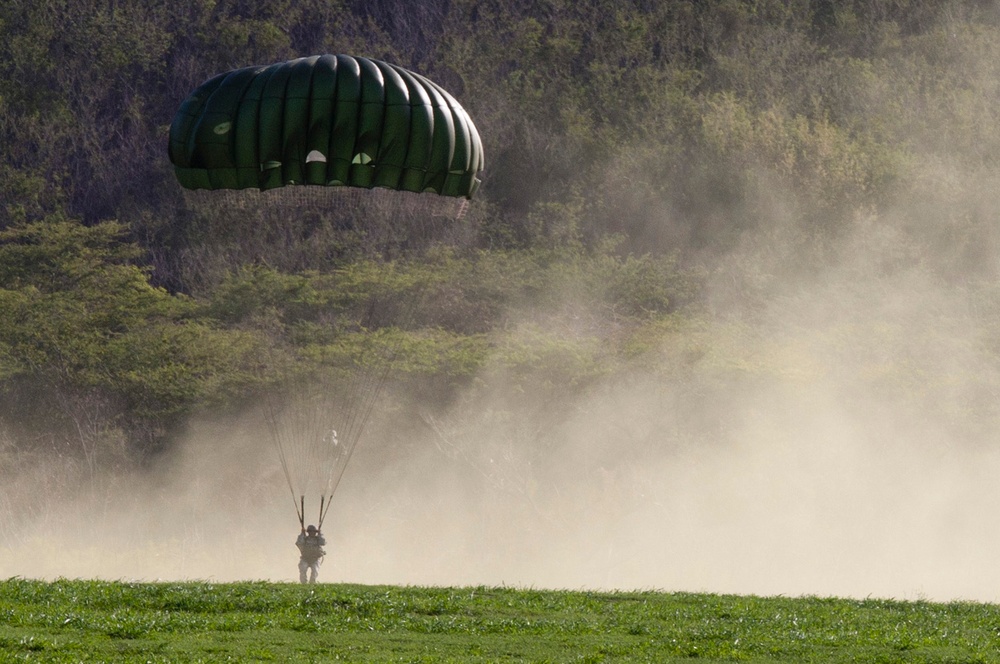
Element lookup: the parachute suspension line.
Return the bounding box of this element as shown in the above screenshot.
[319,497,333,532]
[263,206,463,529]
[320,344,389,497]
[321,260,437,505]
[314,283,389,500]
[322,335,398,500]
[263,392,305,526]
[261,227,453,532]
[343,270,422,484]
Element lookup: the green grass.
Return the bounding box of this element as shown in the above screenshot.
[1,579,998,662]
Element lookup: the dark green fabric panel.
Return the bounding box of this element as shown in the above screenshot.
[471,116,485,172]
[371,61,410,189]
[176,89,221,169]
[305,55,338,186]
[350,57,386,189]
[185,69,253,191]
[333,55,362,102]
[451,101,475,172]
[258,62,292,190]
[444,101,474,196]
[174,167,211,189]
[327,55,362,185]
[169,71,227,168]
[404,86,435,191]
[281,57,317,185]
[192,68,258,174]
[411,71,447,188]
[425,77,477,197]
[394,67,434,192]
[426,84,457,194]
[233,67,271,188]
[458,111,484,196]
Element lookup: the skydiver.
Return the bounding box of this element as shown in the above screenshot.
[296,524,327,584]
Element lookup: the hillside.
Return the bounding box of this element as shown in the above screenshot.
[3,1,1000,600]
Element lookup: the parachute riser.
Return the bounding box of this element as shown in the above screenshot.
[291,495,335,532]
[318,494,334,532]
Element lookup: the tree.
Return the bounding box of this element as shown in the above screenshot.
[0,217,267,461]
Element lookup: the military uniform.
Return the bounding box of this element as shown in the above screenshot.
[296,526,326,584]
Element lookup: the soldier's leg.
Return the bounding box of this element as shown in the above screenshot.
[298,558,308,584]
[308,561,319,583]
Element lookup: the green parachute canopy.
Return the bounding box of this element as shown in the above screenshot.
[169,55,484,199]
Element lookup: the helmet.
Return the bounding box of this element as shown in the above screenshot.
[306,525,317,534]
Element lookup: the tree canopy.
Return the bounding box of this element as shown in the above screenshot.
[2,0,1000,464]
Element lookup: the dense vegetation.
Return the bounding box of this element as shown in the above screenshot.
[3,0,1000,550]
[3,579,1000,662]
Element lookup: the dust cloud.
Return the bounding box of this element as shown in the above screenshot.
[6,31,1000,605]
[4,203,1000,603]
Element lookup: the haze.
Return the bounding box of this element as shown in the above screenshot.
[4,177,1000,604]
[5,9,1000,604]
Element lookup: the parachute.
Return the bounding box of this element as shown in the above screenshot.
[168,54,484,199]
[169,55,484,531]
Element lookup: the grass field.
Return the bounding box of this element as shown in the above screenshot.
[1,579,998,662]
